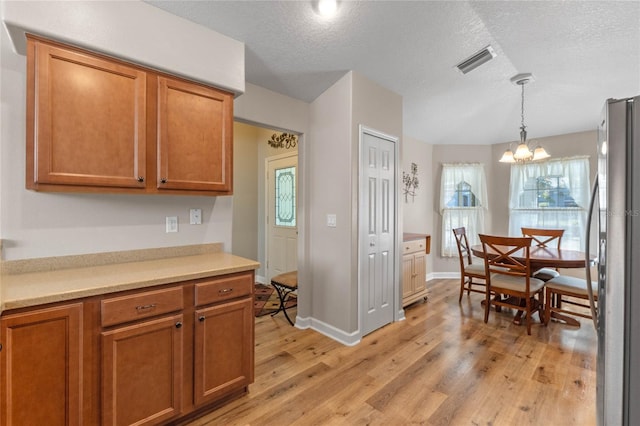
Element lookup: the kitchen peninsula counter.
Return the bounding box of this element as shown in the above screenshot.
[0,244,259,314]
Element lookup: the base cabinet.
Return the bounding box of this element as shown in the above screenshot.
[101,314,184,426]
[402,236,430,307]
[0,303,83,426]
[194,297,253,406]
[0,270,255,426]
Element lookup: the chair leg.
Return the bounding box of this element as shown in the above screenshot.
[525,296,532,335]
[459,276,467,303]
[484,290,491,323]
[544,289,551,326]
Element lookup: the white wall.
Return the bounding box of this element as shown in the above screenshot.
[0,1,246,260]
[1,0,244,94]
[402,136,434,277]
[307,73,354,333]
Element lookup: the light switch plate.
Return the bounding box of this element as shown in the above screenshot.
[189,208,202,225]
[327,214,337,227]
[166,216,178,233]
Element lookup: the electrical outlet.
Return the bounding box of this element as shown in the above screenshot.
[327,214,337,227]
[189,208,202,225]
[166,216,178,233]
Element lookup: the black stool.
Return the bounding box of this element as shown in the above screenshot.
[270,271,298,325]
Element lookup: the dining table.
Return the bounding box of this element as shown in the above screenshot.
[470,244,596,326]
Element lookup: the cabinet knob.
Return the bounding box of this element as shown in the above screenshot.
[175,321,182,329]
[160,178,167,184]
[199,316,205,322]
[137,176,144,183]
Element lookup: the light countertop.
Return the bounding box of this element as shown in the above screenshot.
[0,248,259,314]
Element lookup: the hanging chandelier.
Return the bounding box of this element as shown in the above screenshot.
[499,73,550,163]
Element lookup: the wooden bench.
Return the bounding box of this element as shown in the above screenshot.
[270,271,298,325]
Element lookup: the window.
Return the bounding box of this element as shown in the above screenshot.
[275,166,296,227]
[508,156,590,250]
[440,163,487,256]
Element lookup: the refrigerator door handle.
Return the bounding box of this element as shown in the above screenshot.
[585,175,598,329]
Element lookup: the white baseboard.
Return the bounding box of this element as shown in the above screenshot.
[430,272,459,280]
[255,275,266,284]
[293,316,361,346]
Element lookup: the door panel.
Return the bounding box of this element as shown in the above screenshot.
[360,129,396,336]
[266,153,298,280]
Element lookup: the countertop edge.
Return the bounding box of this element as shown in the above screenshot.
[1,252,260,314]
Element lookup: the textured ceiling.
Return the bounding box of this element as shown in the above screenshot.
[146,0,640,146]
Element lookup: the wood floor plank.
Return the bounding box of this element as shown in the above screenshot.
[188,279,597,426]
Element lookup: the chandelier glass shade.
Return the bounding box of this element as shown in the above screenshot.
[499,74,550,163]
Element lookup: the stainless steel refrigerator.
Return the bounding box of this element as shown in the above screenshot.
[588,95,640,425]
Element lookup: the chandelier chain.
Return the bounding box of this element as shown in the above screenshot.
[520,83,525,130]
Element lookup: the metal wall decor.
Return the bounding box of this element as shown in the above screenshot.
[403,162,419,202]
[268,132,298,149]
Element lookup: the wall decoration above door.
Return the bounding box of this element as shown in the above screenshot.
[267,132,298,149]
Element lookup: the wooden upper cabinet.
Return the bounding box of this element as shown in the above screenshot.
[157,77,233,192]
[26,35,233,195]
[27,36,147,190]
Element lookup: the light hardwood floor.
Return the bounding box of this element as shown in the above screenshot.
[188,278,597,425]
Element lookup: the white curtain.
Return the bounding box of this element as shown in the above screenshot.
[508,156,590,250]
[440,163,488,257]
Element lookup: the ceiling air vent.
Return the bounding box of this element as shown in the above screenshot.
[456,45,496,74]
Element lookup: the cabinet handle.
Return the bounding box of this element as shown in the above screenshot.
[137,176,144,183]
[218,288,233,295]
[160,178,167,184]
[175,321,182,329]
[135,304,156,312]
[199,316,206,322]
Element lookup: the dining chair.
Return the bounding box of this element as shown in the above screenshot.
[452,227,488,302]
[544,274,598,326]
[521,227,565,281]
[479,234,546,335]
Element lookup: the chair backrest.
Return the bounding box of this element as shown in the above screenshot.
[479,234,534,285]
[521,227,564,249]
[452,227,473,267]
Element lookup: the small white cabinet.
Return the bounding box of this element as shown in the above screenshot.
[402,234,430,307]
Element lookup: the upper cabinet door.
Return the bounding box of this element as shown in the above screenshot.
[157,76,233,193]
[27,36,147,189]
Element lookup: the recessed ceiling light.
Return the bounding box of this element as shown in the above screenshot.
[316,0,338,17]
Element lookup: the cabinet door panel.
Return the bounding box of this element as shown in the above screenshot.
[0,303,83,426]
[414,253,427,292]
[29,37,147,189]
[194,297,253,406]
[402,254,414,299]
[102,314,183,426]
[157,76,233,192]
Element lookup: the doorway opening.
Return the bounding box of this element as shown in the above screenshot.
[231,121,299,285]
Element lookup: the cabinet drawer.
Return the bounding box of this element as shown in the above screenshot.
[195,272,253,306]
[403,239,427,254]
[101,286,183,327]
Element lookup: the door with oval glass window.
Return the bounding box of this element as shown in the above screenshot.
[266,153,298,281]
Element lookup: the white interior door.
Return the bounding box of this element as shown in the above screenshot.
[266,153,298,281]
[360,127,396,336]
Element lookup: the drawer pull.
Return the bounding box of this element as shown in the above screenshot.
[135,304,156,312]
[199,316,206,322]
[218,288,234,295]
[175,321,182,329]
